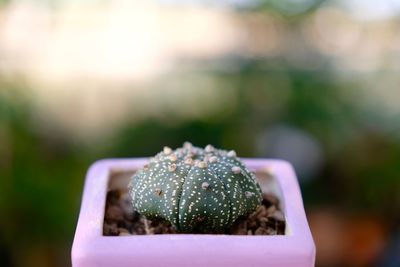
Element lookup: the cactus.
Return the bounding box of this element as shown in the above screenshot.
[129,142,262,233]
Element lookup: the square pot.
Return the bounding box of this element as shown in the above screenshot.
[72,158,315,267]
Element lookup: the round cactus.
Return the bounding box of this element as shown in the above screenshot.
[129,142,262,233]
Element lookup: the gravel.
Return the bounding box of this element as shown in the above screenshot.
[103,188,286,236]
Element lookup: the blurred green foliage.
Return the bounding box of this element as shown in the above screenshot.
[2,65,400,250]
[1,65,400,266]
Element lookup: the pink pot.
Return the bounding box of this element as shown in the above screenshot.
[72,158,315,267]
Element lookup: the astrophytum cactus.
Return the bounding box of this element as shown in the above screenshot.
[129,143,262,233]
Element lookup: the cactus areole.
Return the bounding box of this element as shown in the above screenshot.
[129,143,263,233]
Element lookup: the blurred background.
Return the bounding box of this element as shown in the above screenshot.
[1,0,400,266]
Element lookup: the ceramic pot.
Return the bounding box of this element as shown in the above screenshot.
[72,158,315,267]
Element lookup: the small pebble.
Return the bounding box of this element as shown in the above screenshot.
[254,227,269,235]
[119,232,131,236]
[118,228,130,234]
[263,194,279,206]
[270,210,285,221]
[119,194,134,215]
[259,217,269,223]
[106,205,124,221]
[267,205,277,214]
[266,228,277,235]
[103,223,119,236]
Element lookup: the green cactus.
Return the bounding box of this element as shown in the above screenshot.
[129,142,262,233]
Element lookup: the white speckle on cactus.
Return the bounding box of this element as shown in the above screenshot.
[227,150,237,157]
[183,141,193,149]
[205,144,214,153]
[163,146,172,155]
[209,156,218,163]
[184,157,193,165]
[168,154,177,162]
[231,166,241,174]
[155,188,162,196]
[245,191,254,198]
[168,163,177,172]
[201,182,210,190]
[197,161,208,168]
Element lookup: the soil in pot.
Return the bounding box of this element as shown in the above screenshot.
[103,170,286,236]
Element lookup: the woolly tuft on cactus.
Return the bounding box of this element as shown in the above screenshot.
[129,142,263,233]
